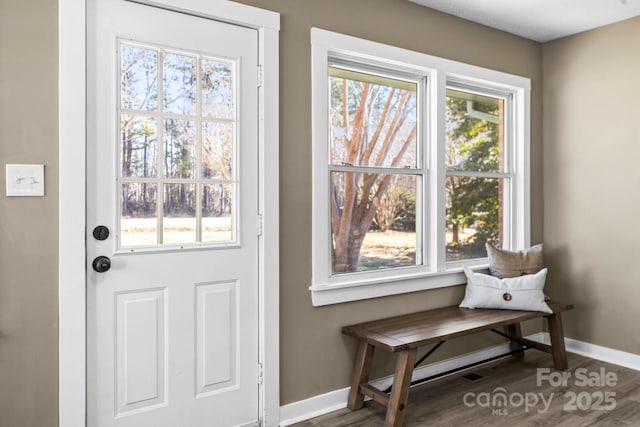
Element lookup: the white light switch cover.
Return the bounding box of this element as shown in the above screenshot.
[6,164,45,196]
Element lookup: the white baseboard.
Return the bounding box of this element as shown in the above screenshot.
[536,332,640,372]
[279,332,640,426]
[279,333,545,426]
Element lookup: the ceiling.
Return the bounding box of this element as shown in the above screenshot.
[408,0,640,42]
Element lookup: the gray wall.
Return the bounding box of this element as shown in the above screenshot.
[543,17,640,355]
[0,0,59,426]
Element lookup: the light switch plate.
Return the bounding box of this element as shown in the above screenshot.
[6,164,45,197]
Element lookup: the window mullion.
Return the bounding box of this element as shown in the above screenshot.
[433,72,447,272]
[416,74,427,269]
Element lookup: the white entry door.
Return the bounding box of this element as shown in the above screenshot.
[86,1,260,426]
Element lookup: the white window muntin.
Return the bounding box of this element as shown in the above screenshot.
[311,28,530,304]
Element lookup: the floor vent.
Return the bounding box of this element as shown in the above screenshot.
[461,372,483,381]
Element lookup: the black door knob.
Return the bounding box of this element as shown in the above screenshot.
[93,225,110,241]
[92,256,111,273]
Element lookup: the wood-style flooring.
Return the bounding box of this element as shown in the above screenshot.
[292,351,640,426]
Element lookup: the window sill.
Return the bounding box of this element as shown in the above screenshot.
[310,264,489,306]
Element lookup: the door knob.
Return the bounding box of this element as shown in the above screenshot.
[92,256,111,273]
[92,225,110,241]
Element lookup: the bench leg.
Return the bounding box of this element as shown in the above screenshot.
[547,312,568,371]
[505,322,524,358]
[347,341,375,410]
[385,348,417,427]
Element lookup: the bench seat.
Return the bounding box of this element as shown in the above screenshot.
[342,302,573,427]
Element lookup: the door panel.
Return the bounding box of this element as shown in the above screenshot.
[195,281,237,395]
[87,1,259,426]
[115,289,167,415]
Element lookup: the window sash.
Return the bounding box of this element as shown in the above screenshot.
[327,62,425,171]
[445,83,515,176]
[443,83,514,262]
[328,171,425,275]
[325,63,427,277]
[444,175,511,264]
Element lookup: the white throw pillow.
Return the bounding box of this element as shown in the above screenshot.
[460,267,552,314]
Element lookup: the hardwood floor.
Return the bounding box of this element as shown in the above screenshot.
[292,352,640,426]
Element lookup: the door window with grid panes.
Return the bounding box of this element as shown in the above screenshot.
[119,42,237,248]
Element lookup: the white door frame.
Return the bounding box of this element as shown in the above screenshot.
[58,1,280,425]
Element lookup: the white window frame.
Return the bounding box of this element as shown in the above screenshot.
[310,28,530,306]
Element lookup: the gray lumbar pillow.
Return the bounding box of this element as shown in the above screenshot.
[460,267,552,313]
[486,243,544,278]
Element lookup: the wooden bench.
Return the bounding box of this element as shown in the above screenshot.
[342,302,573,427]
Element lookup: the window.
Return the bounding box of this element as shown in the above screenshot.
[311,29,530,305]
[445,87,510,263]
[118,41,237,250]
[328,65,424,275]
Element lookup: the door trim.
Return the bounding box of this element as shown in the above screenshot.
[58,1,280,425]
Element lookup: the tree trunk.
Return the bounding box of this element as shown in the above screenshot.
[345,235,365,272]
